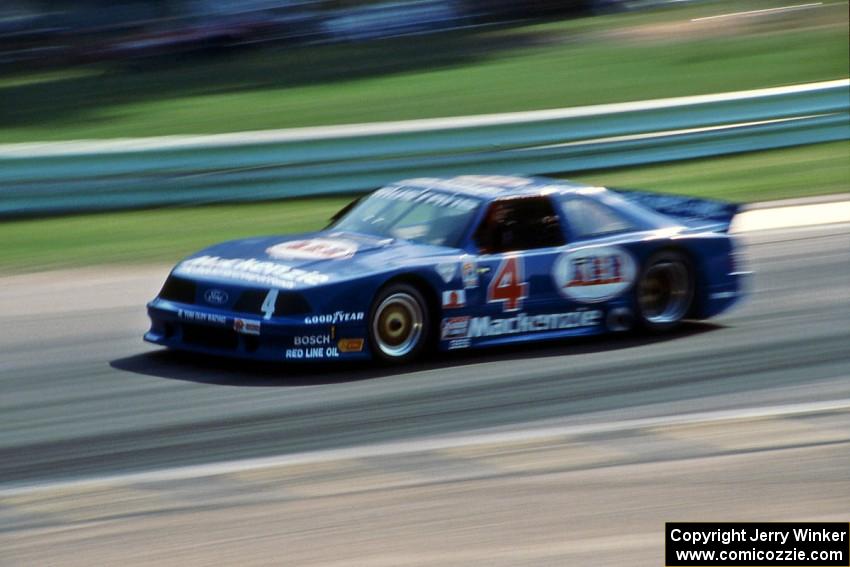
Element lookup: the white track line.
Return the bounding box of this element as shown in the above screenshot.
[732,201,850,232]
[691,3,823,22]
[0,79,846,157]
[2,398,848,497]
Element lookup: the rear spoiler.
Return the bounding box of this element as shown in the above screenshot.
[610,188,741,233]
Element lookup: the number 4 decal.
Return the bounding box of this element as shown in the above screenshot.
[488,256,528,312]
[261,289,278,320]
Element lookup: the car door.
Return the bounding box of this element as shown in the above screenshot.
[467,196,567,323]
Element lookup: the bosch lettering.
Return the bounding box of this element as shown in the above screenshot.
[294,335,331,346]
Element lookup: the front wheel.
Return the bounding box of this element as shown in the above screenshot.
[635,250,694,332]
[368,283,430,364]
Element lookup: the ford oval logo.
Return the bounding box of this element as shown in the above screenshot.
[204,288,229,305]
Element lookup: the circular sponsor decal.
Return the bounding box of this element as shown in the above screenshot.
[553,246,637,303]
[266,238,358,260]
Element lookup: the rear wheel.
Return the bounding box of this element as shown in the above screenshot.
[636,250,694,332]
[368,283,430,364]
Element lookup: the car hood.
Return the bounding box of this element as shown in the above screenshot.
[172,231,456,289]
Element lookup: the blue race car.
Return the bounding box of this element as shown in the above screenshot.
[145,175,748,364]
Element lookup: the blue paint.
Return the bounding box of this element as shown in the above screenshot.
[144,176,746,362]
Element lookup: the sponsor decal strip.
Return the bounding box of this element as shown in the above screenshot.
[442,310,602,340]
[233,318,261,335]
[462,259,478,289]
[338,338,365,353]
[176,256,328,289]
[178,309,227,325]
[441,316,470,340]
[374,186,481,212]
[286,347,340,360]
[304,312,365,325]
[467,310,602,337]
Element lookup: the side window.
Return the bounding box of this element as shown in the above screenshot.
[559,197,635,239]
[474,197,565,254]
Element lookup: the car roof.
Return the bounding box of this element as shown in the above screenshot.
[388,175,605,201]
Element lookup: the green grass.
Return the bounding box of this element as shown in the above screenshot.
[0,0,846,142]
[0,196,351,273]
[1,142,846,273]
[570,142,850,202]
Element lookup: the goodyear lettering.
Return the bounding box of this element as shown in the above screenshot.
[467,310,602,338]
[304,311,365,325]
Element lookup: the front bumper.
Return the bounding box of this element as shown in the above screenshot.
[145,299,371,362]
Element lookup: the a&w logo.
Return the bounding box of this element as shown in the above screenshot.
[553,246,636,303]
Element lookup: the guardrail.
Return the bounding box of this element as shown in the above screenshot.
[1,79,847,217]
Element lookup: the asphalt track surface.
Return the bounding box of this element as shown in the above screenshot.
[1,222,848,485]
[1,223,849,565]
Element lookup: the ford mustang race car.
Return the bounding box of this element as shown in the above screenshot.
[145,175,748,364]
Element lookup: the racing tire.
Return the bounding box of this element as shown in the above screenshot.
[635,250,694,332]
[368,283,431,364]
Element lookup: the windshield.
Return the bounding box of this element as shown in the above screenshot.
[331,186,482,248]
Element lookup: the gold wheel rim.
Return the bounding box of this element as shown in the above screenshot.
[372,292,424,358]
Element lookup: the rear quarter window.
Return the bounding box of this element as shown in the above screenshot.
[559,197,636,240]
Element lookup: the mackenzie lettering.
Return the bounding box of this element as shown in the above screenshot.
[467,310,602,338]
